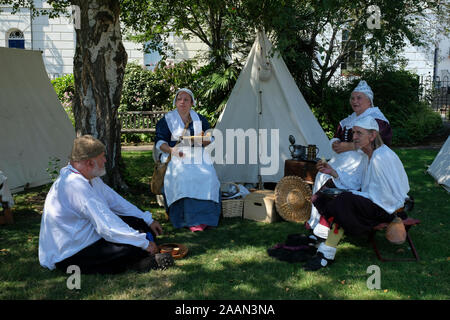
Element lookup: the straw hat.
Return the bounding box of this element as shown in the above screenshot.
[275,176,312,222]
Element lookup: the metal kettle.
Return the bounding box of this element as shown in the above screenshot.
[288,135,307,160]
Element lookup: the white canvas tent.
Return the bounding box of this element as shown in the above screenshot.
[213,31,333,184]
[0,47,75,193]
[427,136,450,192]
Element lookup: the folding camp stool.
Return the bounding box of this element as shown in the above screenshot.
[368,197,420,262]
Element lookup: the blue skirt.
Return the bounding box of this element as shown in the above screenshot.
[162,192,221,229]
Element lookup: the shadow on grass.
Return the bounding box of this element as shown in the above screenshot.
[1,211,449,300]
[1,149,449,300]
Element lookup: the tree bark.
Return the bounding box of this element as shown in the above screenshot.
[72,0,127,190]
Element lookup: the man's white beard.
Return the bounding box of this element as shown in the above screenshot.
[92,161,106,177]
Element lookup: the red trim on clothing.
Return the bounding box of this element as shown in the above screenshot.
[319,216,331,227]
[334,224,340,234]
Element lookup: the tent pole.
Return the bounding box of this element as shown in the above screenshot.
[257,31,265,190]
[258,88,263,190]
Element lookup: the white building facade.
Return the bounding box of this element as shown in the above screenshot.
[0,1,210,79]
[0,1,145,79]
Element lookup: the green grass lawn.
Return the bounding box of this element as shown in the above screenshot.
[0,148,449,300]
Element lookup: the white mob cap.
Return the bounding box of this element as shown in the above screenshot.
[353,116,379,132]
[352,80,374,107]
[173,88,196,107]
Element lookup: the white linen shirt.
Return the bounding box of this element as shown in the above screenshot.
[308,107,391,230]
[39,164,153,270]
[350,145,410,214]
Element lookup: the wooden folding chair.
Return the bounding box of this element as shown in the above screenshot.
[369,217,421,262]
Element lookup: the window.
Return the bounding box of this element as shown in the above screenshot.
[340,30,362,75]
[8,30,25,49]
[144,41,162,71]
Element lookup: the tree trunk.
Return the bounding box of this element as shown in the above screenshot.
[72,0,127,190]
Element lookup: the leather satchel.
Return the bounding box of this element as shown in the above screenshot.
[150,118,191,195]
[150,153,171,195]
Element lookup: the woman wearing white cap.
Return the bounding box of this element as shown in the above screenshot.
[155,88,221,232]
[307,80,393,240]
[303,116,410,271]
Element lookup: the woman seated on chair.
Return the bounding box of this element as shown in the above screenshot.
[154,88,221,232]
[307,80,393,240]
[303,116,410,271]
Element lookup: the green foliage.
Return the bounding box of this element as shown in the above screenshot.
[41,0,445,147]
[190,62,240,125]
[119,61,442,146]
[51,73,74,100]
[120,61,197,112]
[120,0,239,68]
[243,0,448,107]
[357,66,443,145]
[119,60,239,127]
[311,66,443,145]
[402,106,443,145]
[119,63,169,112]
[119,0,447,144]
[119,60,237,142]
[46,157,61,182]
[310,85,353,138]
[0,0,70,18]
[357,67,421,127]
[153,60,198,99]
[51,74,75,127]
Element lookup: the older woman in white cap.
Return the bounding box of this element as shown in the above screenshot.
[155,88,221,232]
[306,80,393,240]
[303,116,410,271]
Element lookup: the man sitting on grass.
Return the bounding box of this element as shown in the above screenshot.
[39,135,174,274]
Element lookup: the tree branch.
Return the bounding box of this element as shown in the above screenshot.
[182,4,212,48]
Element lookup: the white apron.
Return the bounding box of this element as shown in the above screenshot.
[162,109,220,207]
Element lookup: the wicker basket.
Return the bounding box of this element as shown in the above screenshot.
[221,183,244,218]
[222,198,244,218]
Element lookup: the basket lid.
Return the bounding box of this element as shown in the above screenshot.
[275,176,312,222]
